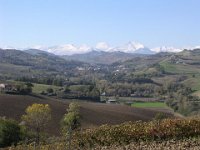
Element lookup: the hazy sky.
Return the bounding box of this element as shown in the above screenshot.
[0,0,200,48]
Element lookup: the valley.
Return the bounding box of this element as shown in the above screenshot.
[1,48,200,116]
[1,1,200,149]
[1,48,200,149]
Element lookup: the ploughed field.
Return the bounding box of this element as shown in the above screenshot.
[0,94,174,135]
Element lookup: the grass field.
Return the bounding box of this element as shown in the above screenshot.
[118,97,159,102]
[131,102,167,108]
[160,60,200,74]
[32,83,61,94]
[7,80,62,94]
[181,74,200,97]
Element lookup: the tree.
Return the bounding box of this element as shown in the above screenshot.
[25,82,34,88]
[15,83,33,95]
[46,88,54,93]
[61,102,81,150]
[64,86,71,93]
[154,112,168,121]
[21,104,51,145]
[0,118,22,148]
[96,80,108,94]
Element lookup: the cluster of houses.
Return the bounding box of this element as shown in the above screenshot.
[170,55,185,65]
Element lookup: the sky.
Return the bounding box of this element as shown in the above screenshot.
[0,0,200,49]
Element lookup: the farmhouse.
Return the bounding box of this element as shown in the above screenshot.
[107,99,117,104]
[0,83,15,93]
[101,92,106,96]
[0,84,6,89]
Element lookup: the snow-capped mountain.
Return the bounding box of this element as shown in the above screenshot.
[3,41,199,55]
[113,41,155,54]
[46,44,92,55]
[151,46,182,53]
[37,41,155,55]
[113,41,145,53]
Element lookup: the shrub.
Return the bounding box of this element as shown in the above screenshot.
[46,88,54,93]
[74,118,200,147]
[9,118,200,149]
[154,112,168,121]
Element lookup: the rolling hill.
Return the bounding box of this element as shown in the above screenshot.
[0,94,174,135]
[0,48,88,79]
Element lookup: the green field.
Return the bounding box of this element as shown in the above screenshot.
[32,83,61,94]
[7,80,61,94]
[181,74,200,97]
[118,97,159,102]
[131,102,167,108]
[159,61,200,74]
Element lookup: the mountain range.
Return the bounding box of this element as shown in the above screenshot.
[32,41,156,55]
[1,41,199,64]
[3,41,194,56]
[1,47,200,84]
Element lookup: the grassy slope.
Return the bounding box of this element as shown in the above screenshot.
[0,63,30,77]
[159,58,200,97]
[182,75,200,97]
[160,60,200,74]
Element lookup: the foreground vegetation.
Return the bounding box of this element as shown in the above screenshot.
[0,98,187,150]
[0,96,198,149]
[5,117,200,149]
[10,138,200,150]
[87,138,200,150]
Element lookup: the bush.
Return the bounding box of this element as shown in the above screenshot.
[9,118,200,149]
[46,88,54,93]
[74,118,200,147]
[154,112,168,121]
[0,118,22,148]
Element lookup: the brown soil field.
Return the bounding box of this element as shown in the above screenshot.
[0,94,174,135]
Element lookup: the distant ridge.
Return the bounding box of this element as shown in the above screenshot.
[62,50,148,64]
[24,49,55,56]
